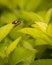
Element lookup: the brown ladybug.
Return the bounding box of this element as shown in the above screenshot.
[12,20,20,24]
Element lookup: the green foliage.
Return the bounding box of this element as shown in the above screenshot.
[8,46,36,65]
[0,12,18,24]
[0,0,52,65]
[44,8,52,24]
[31,59,52,65]
[6,37,21,56]
[47,23,52,37]
[0,23,14,42]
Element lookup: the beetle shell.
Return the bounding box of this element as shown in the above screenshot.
[12,20,20,24]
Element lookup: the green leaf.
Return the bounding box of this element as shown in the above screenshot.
[37,11,46,17]
[47,23,52,37]
[44,8,52,24]
[20,11,44,22]
[1,12,17,24]
[35,39,47,46]
[31,59,52,65]
[17,54,35,65]
[6,37,21,56]
[16,62,30,65]
[0,37,12,58]
[8,46,36,65]
[31,22,47,32]
[23,40,34,50]
[31,22,52,45]
[19,28,51,43]
[10,22,24,40]
[19,28,42,38]
[0,23,14,42]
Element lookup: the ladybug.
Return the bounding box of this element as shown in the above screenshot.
[12,20,20,24]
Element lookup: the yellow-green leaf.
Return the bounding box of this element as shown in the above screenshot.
[0,23,14,42]
[1,12,17,24]
[20,11,44,22]
[35,39,47,46]
[44,8,52,24]
[6,37,21,56]
[47,23,52,37]
[8,46,36,65]
[31,22,47,32]
[19,28,52,44]
[31,59,52,65]
[23,40,34,50]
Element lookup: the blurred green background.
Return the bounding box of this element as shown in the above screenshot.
[0,0,52,65]
[0,0,52,26]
